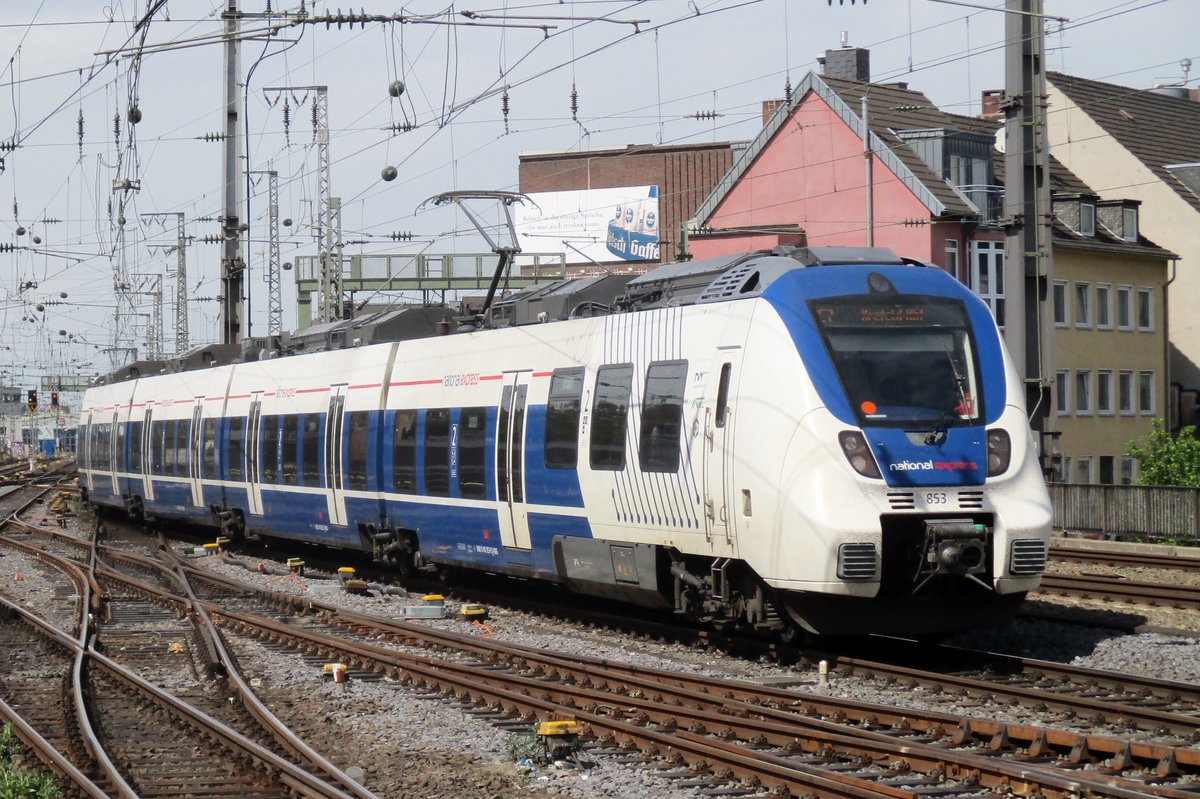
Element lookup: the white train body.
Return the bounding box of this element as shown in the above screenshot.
[80,248,1052,636]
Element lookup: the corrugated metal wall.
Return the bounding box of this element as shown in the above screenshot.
[1050,483,1200,542]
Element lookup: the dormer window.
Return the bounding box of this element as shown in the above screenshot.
[1080,202,1096,236]
[1122,206,1138,242]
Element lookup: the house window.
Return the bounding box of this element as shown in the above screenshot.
[1075,370,1092,415]
[1055,369,1070,416]
[1122,206,1138,241]
[944,239,960,280]
[1073,283,1090,328]
[1097,370,1113,415]
[1052,281,1069,327]
[1095,284,1111,329]
[1116,286,1133,331]
[1119,456,1136,485]
[970,241,1005,326]
[1075,455,1093,484]
[1118,371,1134,415]
[1099,455,1115,484]
[1139,371,1155,415]
[1080,202,1096,236]
[1137,288,1154,331]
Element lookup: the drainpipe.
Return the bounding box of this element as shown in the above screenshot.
[862,93,874,247]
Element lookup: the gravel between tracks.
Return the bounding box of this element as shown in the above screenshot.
[7,515,1200,798]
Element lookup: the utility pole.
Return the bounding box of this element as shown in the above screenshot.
[220,0,245,346]
[143,211,190,355]
[1003,0,1054,473]
[250,170,283,335]
[264,85,340,324]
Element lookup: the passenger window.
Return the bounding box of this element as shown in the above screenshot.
[715,363,731,429]
[177,419,191,476]
[545,367,584,469]
[424,409,451,497]
[346,411,370,491]
[128,421,143,472]
[640,360,688,472]
[115,422,127,472]
[151,420,167,475]
[280,415,300,486]
[202,418,217,479]
[392,410,417,493]
[261,415,280,484]
[301,414,322,486]
[228,417,245,481]
[590,364,633,470]
[458,407,488,499]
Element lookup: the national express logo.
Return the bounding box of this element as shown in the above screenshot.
[889,460,979,472]
[606,185,660,261]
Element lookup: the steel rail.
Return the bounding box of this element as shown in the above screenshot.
[1037,573,1200,609]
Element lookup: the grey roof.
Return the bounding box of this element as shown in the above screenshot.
[1048,71,1200,213]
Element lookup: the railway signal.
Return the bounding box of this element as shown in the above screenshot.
[27,389,37,412]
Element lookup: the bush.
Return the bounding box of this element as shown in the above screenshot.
[0,725,60,799]
[1125,421,1200,487]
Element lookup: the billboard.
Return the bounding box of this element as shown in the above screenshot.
[516,185,659,263]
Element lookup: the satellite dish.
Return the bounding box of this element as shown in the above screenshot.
[994,124,1006,154]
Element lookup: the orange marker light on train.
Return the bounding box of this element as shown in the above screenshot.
[860,401,877,415]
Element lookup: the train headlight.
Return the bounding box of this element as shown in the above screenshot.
[986,429,1011,476]
[838,431,881,479]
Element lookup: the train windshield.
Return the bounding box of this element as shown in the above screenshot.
[810,295,983,428]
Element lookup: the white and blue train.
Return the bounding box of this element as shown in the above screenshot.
[79,246,1052,637]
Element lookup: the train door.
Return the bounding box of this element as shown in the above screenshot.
[702,354,739,556]
[188,401,204,507]
[246,394,264,517]
[495,372,532,550]
[141,407,155,503]
[324,385,348,527]
[107,409,121,492]
[81,412,93,494]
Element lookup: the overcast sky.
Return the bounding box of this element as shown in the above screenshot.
[0,0,1195,385]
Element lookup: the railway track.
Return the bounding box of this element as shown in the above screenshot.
[0,485,376,798]
[1035,573,1200,610]
[52,525,1199,799]
[1050,544,1200,573]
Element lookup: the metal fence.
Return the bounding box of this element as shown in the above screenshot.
[1049,483,1200,542]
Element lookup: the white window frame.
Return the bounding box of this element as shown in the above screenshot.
[1122,206,1138,242]
[1075,455,1094,485]
[1137,287,1154,332]
[1116,286,1133,331]
[1055,369,1070,416]
[1097,370,1114,416]
[1139,371,1155,415]
[1075,369,1092,415]
[944,239,960,280]
[1118,370,1134,416]
[969,240,1005,328]
[1080,202,1096,236]
[1052,280,1069,327]
[1074,282,1091,328]
[1095,284,1112,330]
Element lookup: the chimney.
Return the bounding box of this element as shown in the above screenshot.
[980,89,1004,118]
[762,99,786,126]
[821,46,870,83]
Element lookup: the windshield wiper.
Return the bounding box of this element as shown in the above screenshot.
[925,345,969,446]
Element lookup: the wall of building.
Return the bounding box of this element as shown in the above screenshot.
[1049,246,1168,483]
[1046,84,1198,392]
[700,91,935,260]
[518,142,736,265]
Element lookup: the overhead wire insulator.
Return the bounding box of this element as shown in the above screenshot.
[282,99,291,145]
[570,83,578,122]
[113,111,121,146]
[501,88,510,134]
[312,99,319,142]
[387,231,413,241]
[784,77,793,105]
[77,109,84,158]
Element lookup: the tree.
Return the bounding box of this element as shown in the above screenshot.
[1125,420,1200,487]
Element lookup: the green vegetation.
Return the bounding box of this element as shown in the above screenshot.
[504,730,547,765]
[1125,420,1200,487]
[0,725,60,799]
